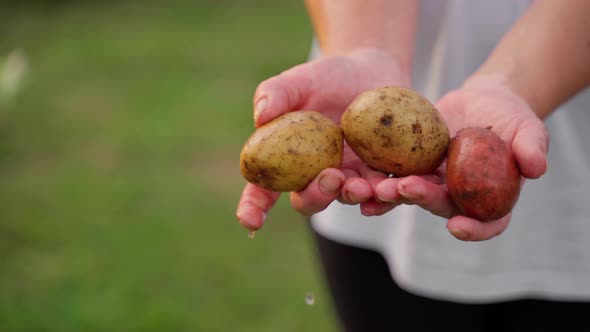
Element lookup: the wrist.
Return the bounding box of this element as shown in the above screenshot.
[466,57,557,119]
[462,71,545,119]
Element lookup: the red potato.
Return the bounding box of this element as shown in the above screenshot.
[446,127,521,221]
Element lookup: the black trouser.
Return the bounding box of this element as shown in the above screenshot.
[312,229,590,332]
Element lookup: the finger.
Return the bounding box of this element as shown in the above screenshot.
[340,177,373,205]
[446,214,511,241]
[336,169,361,204]
[373,174,440,204]
[512,118,550,179]
[253,64,311,127]
[374,177,404,203]
[236,183,281,231]
[290,168,346,216]
[360,198,400,216]
[342,168,360,178]
[357,164,398,215]
[397,175,457,218]
[335,168,358,204]
[359,164,389,188]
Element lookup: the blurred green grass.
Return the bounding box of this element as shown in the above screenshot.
[0,1,338,331]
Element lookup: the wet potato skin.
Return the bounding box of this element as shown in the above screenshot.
[446,127,521,221]
[341,87,450,176]
[240,111,343,192]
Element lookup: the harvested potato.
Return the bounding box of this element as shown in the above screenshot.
[446,127,521,221]
[240,110,343,192]
[341,87,449,176]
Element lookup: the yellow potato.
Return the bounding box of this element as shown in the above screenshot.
[240,111,343,192]
[341,87,449,176]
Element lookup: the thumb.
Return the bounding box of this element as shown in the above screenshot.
[253,63,312,127]
[512,117,550,179]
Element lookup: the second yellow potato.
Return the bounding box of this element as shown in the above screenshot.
[341,87,449,176]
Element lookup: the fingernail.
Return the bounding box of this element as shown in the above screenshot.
[342,190,354,203]
[449,228,469,240]
[254,97,268,122]
[398,180,422,200]
[377,195,397,203]
[318,174,341,195]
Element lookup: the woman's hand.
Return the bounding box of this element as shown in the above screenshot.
[372,76,550,241]
[236,48,411,231]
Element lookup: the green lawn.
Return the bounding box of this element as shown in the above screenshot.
[0,1,338,330]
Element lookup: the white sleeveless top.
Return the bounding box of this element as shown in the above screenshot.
[310,0,590,303]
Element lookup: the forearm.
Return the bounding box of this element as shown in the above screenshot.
[468,0,590,119]
[304,0,418,74]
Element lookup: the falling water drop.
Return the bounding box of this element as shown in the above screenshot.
[247,231,256,239]
[305,292,315,306]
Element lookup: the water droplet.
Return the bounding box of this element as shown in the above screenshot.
[247,231,256,239]
[305,292,315,306]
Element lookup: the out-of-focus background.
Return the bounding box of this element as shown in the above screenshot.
[0,0,339,330]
